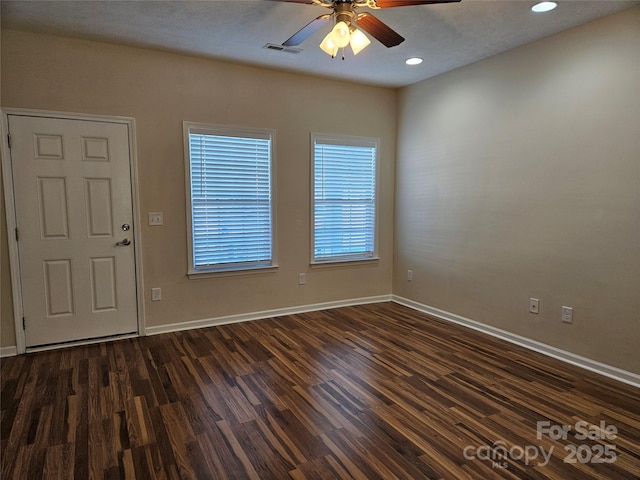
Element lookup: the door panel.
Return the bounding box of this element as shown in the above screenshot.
[38,176,70,238]
[8,114,138,347]
[90,256,118,312]
[85,178,114,237]
[44,259,74,316]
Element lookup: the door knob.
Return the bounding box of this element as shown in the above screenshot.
[116,238,131,246]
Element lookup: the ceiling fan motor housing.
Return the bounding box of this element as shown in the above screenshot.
[334,2,356,24]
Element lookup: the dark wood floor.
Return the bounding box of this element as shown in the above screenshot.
[1,302,639,479]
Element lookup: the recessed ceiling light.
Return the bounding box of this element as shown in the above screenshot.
[406,57,423,66]
[531,1,557,13]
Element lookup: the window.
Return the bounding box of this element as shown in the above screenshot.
[312,133,379,263]
[184,123,275,274]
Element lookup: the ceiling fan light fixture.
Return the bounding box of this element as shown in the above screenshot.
[320,33,339,57]
[349,28,371,55]
[330,21,351,48]
[531,1,557,13]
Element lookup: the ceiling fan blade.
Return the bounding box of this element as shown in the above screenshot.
[356,12,405,48]
[282,14,332,46]
[371,0,461,7]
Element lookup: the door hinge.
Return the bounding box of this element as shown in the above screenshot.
[15,228,19,242]
[7,134,11,149]
[22,317,26,330]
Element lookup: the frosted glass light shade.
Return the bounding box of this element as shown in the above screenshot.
[319,33,339,57]
[330,21,351,48]
[349,29,370,55]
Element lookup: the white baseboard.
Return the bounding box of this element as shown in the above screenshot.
[145,294,393,336]
[392,295,640,388]
[0,345,18,358]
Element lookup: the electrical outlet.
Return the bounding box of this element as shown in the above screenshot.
[148,212,164,226]
[151,287,162,301]
[298,273,306,285]
[529,298,539,314]
[407,270,413,281]
[562,306,573,323]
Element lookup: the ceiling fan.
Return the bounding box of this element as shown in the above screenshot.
[266,0,461,58]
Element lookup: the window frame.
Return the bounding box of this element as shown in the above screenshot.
[310,132,380,266]
[184,121,277,277]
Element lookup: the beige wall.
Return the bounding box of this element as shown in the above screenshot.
[0,30,396,345]
[394,8,640,373]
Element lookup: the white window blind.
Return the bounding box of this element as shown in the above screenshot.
[185,124,274,273]
[313,134,378,263]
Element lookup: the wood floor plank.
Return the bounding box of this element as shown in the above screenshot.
[159,402,203,480]
[2,302,638,479]
[216,420,262,480]
[43,442,75,480]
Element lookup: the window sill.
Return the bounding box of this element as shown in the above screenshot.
[188,264,279,280]
[310,257,379,269]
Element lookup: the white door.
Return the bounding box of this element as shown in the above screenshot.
[8,114,138,347]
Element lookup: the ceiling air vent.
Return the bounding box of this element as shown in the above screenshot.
[263,43,303,54]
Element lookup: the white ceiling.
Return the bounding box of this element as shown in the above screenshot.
[2,0,638,87]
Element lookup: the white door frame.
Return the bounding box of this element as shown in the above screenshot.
[1,108,145,354]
